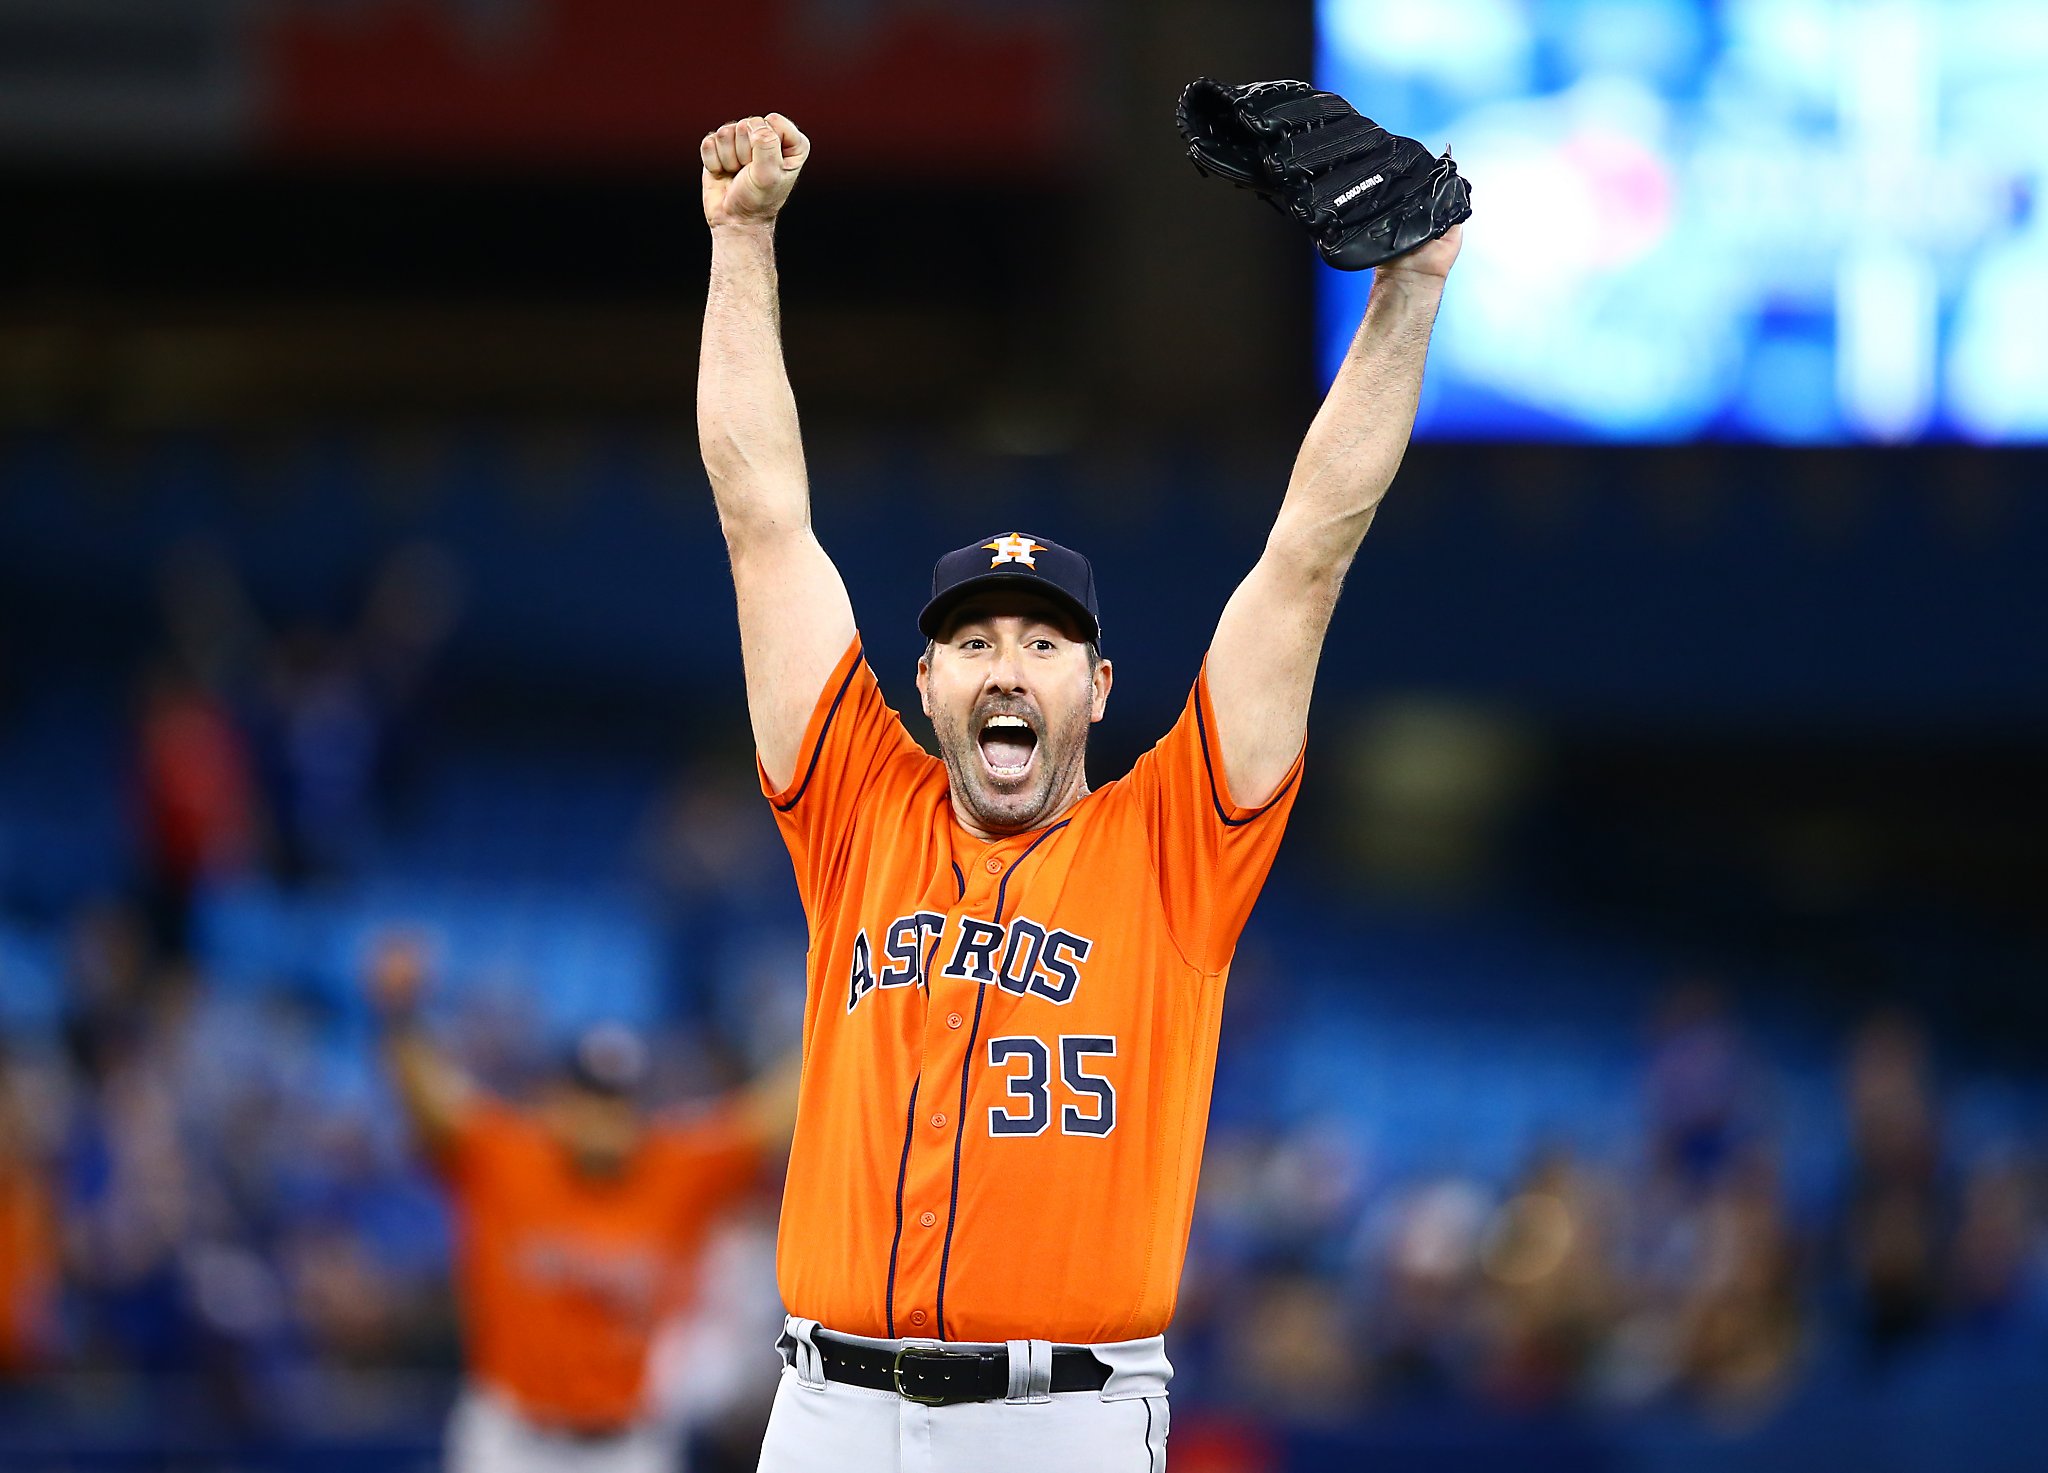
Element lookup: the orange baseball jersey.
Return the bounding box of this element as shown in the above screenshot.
[763,635,1301,1345]
[436,1100,760,1428]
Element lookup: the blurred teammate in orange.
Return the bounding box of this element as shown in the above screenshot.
[366,934,797,1473]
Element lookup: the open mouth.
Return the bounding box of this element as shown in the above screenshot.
[976,713,1040,783]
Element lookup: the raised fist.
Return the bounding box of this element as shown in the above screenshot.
[701,113,810,230]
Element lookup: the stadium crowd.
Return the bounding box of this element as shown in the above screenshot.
[1,548,2044,1463]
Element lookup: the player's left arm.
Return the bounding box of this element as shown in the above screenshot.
[1205,227,1461,805]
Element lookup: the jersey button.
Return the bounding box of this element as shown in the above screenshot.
[946,1011,964,1029]
[919,1210,937,1228]
[984,856,1003,874]
[909,1310,927,1327]
[930,1112,947,1130]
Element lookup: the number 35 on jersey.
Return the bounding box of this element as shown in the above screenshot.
[846,909,1114,1140]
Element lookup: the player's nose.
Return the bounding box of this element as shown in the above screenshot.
[983,641,1028,692]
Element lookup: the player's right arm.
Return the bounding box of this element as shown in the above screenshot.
[697,112,857,792]
[365,932,478,1156]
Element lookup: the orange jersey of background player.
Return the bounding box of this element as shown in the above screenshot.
[764,636,1300,1346]
[435,1100,761,1429]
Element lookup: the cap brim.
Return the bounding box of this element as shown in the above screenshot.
[917,571,1100,644]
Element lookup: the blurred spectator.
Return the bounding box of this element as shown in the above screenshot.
[1671,1152,1804,1417]
[136,538,463,904]
[58,984,200,1381]
[259,626,384,885]
[1472,1151,1620,1409]
[1646,981,1750,1192]
[1843,1008,1943,1366]
[1369,1175,1489,1399]
[156,538,265,700]
[355,540,465,809]
[135,659,261,956]
[256,544,463,887]
[1945,1157,2035,1335]
[1231,1271,1367,1418]
[60,899,157,1034]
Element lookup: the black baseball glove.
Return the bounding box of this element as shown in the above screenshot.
[1176,78,1471,270]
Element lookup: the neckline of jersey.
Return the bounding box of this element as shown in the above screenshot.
[944,779,1108,857]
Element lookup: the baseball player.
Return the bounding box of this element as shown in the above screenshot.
[696,96,1460,1472]
[366,935,798,1473]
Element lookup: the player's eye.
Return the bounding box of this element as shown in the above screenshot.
[961,637,990,651]
[1030,639,1056,653]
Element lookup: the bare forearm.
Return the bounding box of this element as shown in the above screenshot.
[1270,270,1445,576]
[381,1023,473,1150]
[698,222,810,541]
[1204,228,1460,808]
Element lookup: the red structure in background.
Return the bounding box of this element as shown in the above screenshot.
[1165,1414,1281,1473]
[261,0,1083,171]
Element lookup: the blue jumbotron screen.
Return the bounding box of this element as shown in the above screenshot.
[1315,0,2048,442]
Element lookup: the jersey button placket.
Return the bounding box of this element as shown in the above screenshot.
[899,858,997,1337]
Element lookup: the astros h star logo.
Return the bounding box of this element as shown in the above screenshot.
[984,534,1044,569]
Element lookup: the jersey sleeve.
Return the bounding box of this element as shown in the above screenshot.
[1122,661,1304,974]
[426,1097,518,1195]
[664,1105,767,1217]
[758,635,927,917]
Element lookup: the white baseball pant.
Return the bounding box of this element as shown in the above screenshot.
[445,1384,682,1473]
[755,1316,1172,1473]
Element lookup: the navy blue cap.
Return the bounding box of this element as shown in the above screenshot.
[918,533,1102,645]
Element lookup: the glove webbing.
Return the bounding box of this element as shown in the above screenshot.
[1254,92,1356,132]
[1273,116,1397,175]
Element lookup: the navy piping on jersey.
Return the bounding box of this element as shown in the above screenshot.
[773,644,865,814]
[933,820,1068,1338]
[885,861,963,1333]
[993,822,1068,925]
[1192,684,1301,827]
[882,1077,920,1338]
[932,981,985,1340]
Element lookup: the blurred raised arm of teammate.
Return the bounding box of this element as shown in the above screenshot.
[1205,226,1464,806]
[364,929,798,1165]
[696,112,856,792]
[366,929,477,1154]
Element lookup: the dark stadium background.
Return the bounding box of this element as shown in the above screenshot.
[1,3,2044,1470]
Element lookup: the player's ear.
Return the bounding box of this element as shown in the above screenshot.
[1090,656,1112,723]
[916,652,933,718]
